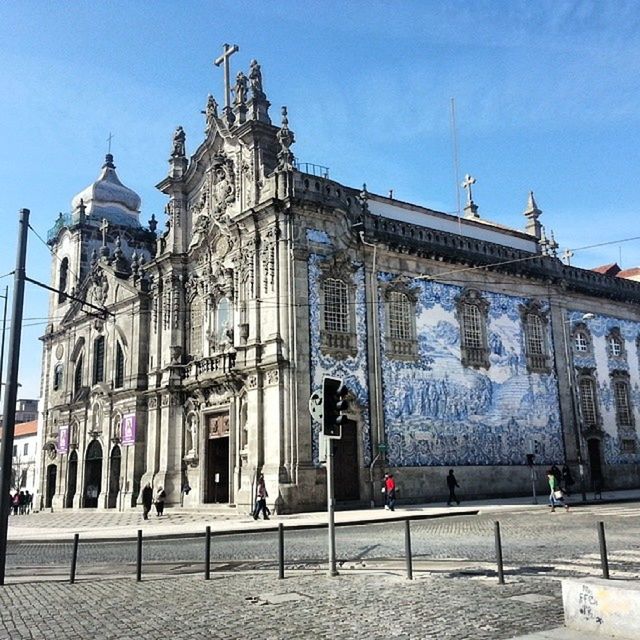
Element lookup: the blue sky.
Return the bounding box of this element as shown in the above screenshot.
[1,0,640,399]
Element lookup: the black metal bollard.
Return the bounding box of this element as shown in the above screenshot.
[69,533,79,584]
[494,521,505,584]
[205,526,211,580]
[404,519,413,580]
[136,529,142,582]
[597,521,610,580]
[278,523,285,580]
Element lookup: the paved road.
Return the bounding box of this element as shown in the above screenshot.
[1,502,637,639]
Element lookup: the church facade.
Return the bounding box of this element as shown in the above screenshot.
[37,52,640,512]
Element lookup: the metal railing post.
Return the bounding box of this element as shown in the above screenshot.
[494,521,505,584]
[205,526,211,580]
[597,521,610,579]
[136,529,142,582]
[69,533,79,584]
[404,519,413,580]
[278,523,285,579]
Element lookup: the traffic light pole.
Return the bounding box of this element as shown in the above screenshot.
[327,437,338,576]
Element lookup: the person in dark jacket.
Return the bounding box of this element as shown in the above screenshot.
[141,483,153,520]
[154,486,166,516]
[446,469,460,506]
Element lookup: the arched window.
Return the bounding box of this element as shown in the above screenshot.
[578,378,598,427]
[58,257,69,303]
[574,331,589,352]
[323,278,348,333]
[93,335,105,384]
[74,356,83,397]
[607,328,626,360]
[114,343,124,389]
[53,364,64,391]
[384,287,418,360]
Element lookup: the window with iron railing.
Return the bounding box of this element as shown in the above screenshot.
[323,278,349,333]
[579,378,598,426]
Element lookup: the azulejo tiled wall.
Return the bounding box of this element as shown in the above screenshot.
[569,311,640,465]
[379,275,564,467]
[308,253,372,467]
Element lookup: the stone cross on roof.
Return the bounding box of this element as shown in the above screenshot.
[461,174,476,205]
[100,218,109,247]
[214,43,239,117]
[107,132,114,155]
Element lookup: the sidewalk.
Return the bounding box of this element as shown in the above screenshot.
[8,488,640,543]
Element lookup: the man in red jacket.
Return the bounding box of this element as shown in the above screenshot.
[384,473,396,511]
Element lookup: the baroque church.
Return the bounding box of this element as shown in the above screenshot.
[38,49,640,512]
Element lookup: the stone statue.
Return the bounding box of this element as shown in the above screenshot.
[249,59,264,99]
[202,95,218,131]
[233,72,248,106]
[186,415,198,456]
[171,126,186,157]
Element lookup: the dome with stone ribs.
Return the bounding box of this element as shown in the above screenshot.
[71,154,141,227]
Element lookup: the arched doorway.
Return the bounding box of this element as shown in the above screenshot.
[83,440,103,508]
[107,446,121,509]
[45,464,57,508]
[66,451,78,508]
[587,438,603,492]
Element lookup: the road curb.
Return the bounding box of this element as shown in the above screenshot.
[11,509,480,544]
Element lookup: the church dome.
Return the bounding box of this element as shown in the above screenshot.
[71,154,142,227]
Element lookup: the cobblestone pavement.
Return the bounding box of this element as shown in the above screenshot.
[2,501,638,639]
[0,570,561,640]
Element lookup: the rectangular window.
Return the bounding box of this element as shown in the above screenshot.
[23,443,28,456]
[622,439,637,453]
[20,470,27,487]
[526,314,544,356]
[579,379,598,426]
[324,278,349,333]
[190,298,203,355]
[12,445,17,458]
[115,344,124,389]
[389,292,411,340]
[614,381,632,426]
[93,336,105,384]
[462,304,483,349]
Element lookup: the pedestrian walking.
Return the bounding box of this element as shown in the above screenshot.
[11,491,20,516]
[253,474,269,520]
[384,473,396,511]
[446,469,460,506]
[561,464,575,494]
[18,491,26,515]
[547,468,569,512]
[24,490,32,514]
[141,482,153,520]
[154,486,166,516]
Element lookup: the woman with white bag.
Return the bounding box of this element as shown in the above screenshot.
[547,468,569,512]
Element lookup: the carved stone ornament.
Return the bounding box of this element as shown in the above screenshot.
[55,344,64,360]
[266,369,279,386]
[246,374,258,390]
[148,397,158,409]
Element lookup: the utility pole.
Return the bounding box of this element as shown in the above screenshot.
[0,209,29,585]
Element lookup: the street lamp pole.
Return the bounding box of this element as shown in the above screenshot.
[0,286,8,405]
[562,312,587,502]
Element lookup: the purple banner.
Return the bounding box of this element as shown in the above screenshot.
[122,414,136,446]
[58,425,69,454]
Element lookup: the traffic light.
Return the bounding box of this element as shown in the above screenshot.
[322,376,349,438]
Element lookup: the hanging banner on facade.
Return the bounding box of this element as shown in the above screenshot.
[122,414,136,446]
[58,425,69,454]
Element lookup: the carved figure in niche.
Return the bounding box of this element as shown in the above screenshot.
[249,59,264,98]
[90,272,109,306]
[190,210,210,249]
[233,72,248,106]
[202,95,218,131]
[171,126,186,157]
[186,414,198,456]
